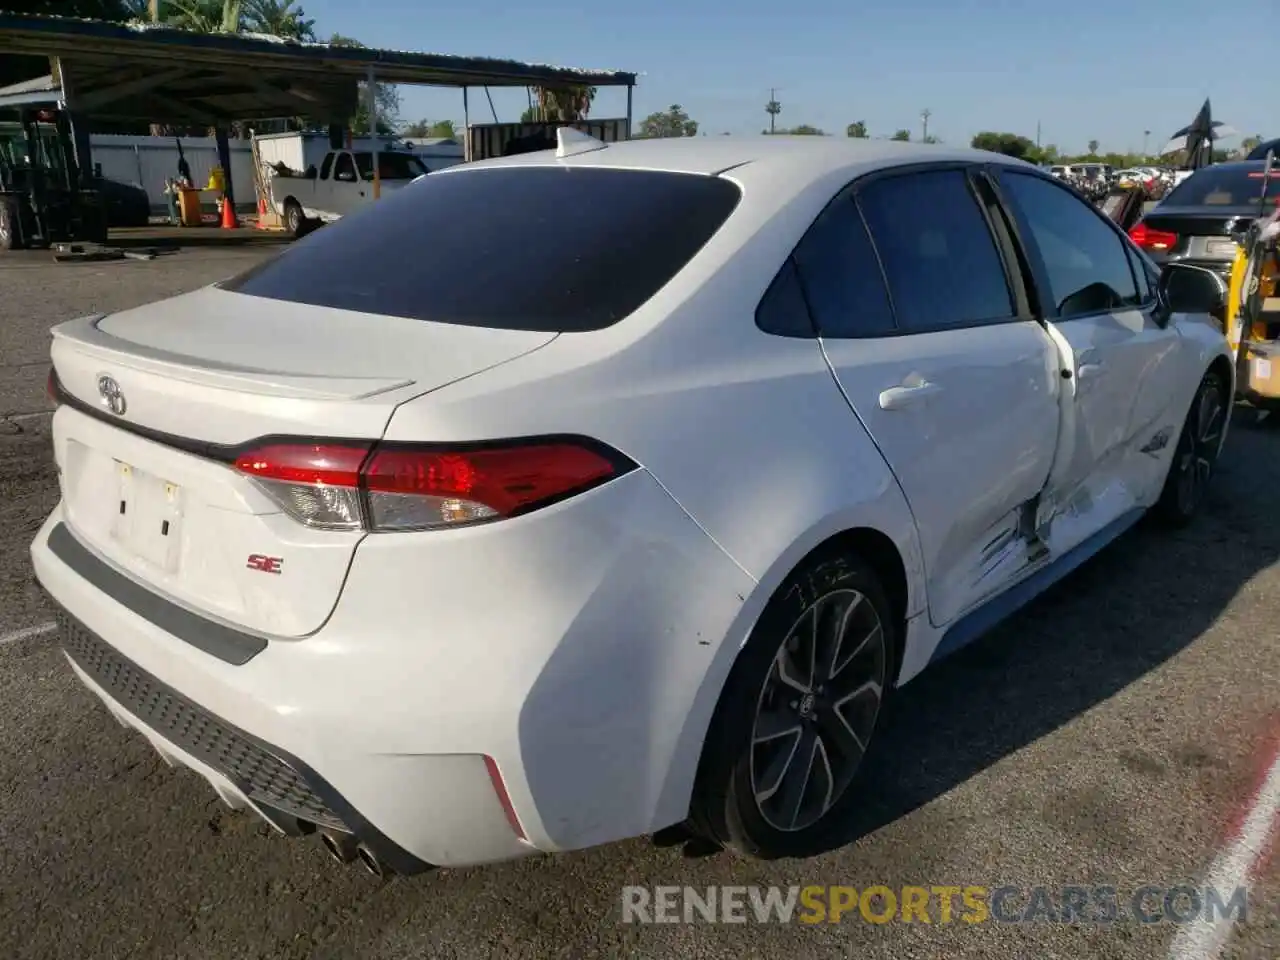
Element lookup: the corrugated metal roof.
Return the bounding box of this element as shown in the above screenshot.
[0,13,638,88]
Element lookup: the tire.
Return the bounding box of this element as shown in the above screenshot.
[690,551,895,859]
[0,199,23,251]
[1154,369,1227,527]
[283,199,305,238]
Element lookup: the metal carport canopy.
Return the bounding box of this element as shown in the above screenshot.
[0,13,637,124]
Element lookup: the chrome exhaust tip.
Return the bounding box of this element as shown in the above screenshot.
[356,844,392,879]
[320,830,357,864]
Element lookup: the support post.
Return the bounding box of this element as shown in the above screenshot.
[626,85,633,139]
[462,87,471,161]
[485,87,498,124]
[214,126,235,213]
[55,57,93,189]
[366,65,380,200]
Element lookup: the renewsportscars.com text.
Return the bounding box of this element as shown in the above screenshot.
[620,885,1249,925]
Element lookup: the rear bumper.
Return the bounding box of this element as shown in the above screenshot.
[51,604,433,874]
[30,467,757,867]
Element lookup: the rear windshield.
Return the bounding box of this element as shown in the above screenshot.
[353,151,425,181]
[1162,165,1280,207]
[222,166,742,332]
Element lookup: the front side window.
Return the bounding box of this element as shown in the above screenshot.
[856,169,1014,331]
[999,171,1140,317]
[332,153,357,182]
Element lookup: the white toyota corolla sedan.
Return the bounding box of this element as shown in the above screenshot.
[31,131,1233,877]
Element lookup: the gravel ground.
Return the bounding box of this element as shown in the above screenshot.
[0,239,1276,960]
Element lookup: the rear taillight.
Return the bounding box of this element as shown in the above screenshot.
[232,438,633,533]
[1129,222,1178,252]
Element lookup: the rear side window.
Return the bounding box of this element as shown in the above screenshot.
[857,169,1014,331]
[319,154,334,180]
[223,167,741,332]
[755,259,815,338]
[791,197,895,338]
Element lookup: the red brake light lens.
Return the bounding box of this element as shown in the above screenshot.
[234,443,370,488]
[1129,222,1178,252]
[232,438,631,532]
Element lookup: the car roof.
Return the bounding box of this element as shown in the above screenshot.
[440,135,1034,187]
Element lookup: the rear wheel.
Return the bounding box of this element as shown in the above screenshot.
[284,199,306,237]
[1154,370,1227,526]
[691,552,894,859]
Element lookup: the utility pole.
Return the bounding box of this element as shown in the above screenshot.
[920,108,931,142]
[766,89,781,135]
[1036,121,1041,148]
[1143,129,1150,157]
[148,0,160,19]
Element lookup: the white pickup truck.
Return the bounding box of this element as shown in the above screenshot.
[271,148,427,236]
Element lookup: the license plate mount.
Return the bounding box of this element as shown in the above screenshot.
[110,460,184,572]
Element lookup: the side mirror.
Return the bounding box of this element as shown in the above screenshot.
[1157,263,1226,321]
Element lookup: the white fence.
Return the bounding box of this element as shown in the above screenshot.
[89,134,257,213]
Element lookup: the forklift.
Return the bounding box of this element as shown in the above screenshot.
[0,106,107,251]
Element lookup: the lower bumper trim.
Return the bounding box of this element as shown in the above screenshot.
[49,601,434,875]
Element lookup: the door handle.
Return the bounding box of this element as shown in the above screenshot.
[1077,362,1106,381]
[878,381,942,411]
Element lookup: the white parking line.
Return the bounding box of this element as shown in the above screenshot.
[0,621,57,647]
[1168,742,1280,960]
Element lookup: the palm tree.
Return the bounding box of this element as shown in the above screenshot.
[244,0,315,39]
[529,86,596,123]
[163,0,242,32]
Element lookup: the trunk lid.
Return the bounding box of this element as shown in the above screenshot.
[1139,206,1257,266]
[50,285,556,637]
[1141,205,1258,239]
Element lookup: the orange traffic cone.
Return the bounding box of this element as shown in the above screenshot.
[220,194,238,229]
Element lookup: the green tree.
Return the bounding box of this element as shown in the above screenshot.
[528,86,596,122]
[971,131,1036,160]
[638,105,698,138]
[163,0,241,31]
[402,119,458,139]
[890,129,910,141]
[765,95,782,133]
[243,0,315,37]
[329,34,401,134]
[846,121,868,138]
[1086,139,1100,156]
[773,124,825,136]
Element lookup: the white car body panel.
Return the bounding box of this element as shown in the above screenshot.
[31,135,1234,869]
[822,322,1061,627]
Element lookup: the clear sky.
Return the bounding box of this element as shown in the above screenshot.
[302,0,1272,155]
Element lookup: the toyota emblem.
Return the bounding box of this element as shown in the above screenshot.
[97,374,126,416]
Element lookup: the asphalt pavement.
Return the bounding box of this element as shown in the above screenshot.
[0,237,1277,960]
